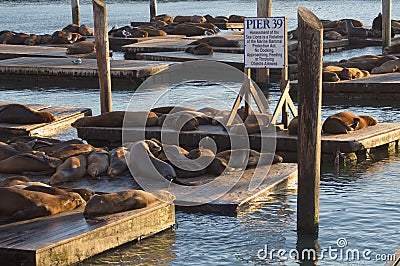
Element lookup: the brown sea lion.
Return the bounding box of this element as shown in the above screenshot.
[0,142,23,161]
[0,187,85,221]
[189,36,240,47]
[287,116,298,135]
[87,150,109,178]
[142,28,167,37]
[9,141,34,153]
[39,34,52,44]
[0,176,31,187]
[374,55,399,67]
[344,19,372,38]
[159,111,199,131]
[323,65,343,72]
[204,15,228,24]
[151,14,174,23]
[228,15,246,23]
[5,33,30,45]
[71,111,158,128]
[24,34,42,46]
[371,59,400,74]
[169,23,215,36]
[66,41,95,54]
[0,103,56,124]
[185,43,214,55]
[84,190,174,216]
[62,24,80,33]
[48,143,94,160]
[0,31,15,43]
[50,155,87,185]
[383,43,400,55]
[0,153,62,174]
[216,149,282,169]
[36,139,84,154]
[337,62,376,72]
[150,106,196,115]
[23,185,94,201]
[196,107,221,117]
[322,111,378,134]
[174,15,206,23]
[79,24,94,36]
[323,71,340,82]
[324,30,342,40]
[338,67,364,80]
[107,147,129,178]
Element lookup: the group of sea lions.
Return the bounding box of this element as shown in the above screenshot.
[0,23,94,46]
[71,105,272,135]
[0,174,173,222]
[109,13,245,38]
[323,54,400,81]
[288,111,378,135]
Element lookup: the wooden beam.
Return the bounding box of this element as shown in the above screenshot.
[93,0,112,113]
[255,0,272,86]
[71,0,81,26]
[382,0,392,50]
[150,0,157,21]
[296,6,323,234]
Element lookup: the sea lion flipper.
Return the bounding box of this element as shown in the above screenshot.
[10,206,49,221]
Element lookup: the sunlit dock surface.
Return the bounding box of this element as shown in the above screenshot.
[0,202,175,266]
[0,44,68,60]
[0,102,91,141]
[0,57,176,89]
[76,123,400,163]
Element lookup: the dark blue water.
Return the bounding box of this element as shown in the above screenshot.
[1,1,400,265]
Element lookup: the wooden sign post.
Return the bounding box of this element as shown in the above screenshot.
[150,0,157,21]
[93,0,112,113]
[71,0,81,26]
[382,0,392,50]
[255,0,272,86]
[297,6,323,234]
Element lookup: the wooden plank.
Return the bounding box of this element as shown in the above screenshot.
[0,104,92,139]
[0,202,175,265]
[0,44,68,60]
[291,72,400,94]
[76,122,400,163]
[385,247,400,266]
[0,57,175,79]
[109,35,186,47]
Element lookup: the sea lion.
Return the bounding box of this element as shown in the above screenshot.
[71,111,158,128]
[189,36,240,47]
[79,24,94,36]
[62,24,80,33]
[216,149,283,169]
[324,30,342,40]
[49,155,87,185]
[23,185,94,201]
[141,28,167,37]
[371,59,400,74]
[84,190,174,216]
[338,67,364,80]
[0,103,56,124]
[40,34,52,44]
[150,106,196,115]
[36,139,84,154]
[107,146,130,178]
[87,149,109,178]
[5,33,30,45]
[0,187,85,221]
[322,111,378,134]
[0,142,23,161]
[204,15,228,24]
[344,19,372,38]
[0,31,14,43]
[323,71,340,82]
[383,43,400,55]
[337,62,376,72]
[374,55,399,67]
[233,113,271,135]
[0,176,31,187]
[174,15,206,23]
[66,41,95,54]
[24,34,42,46]
[151,14,174,23]
[159,111,199,131]
[11,181,51,189]
[129,140,178,183]
[228,15,246,23]
[287,116,298,135]
[169,23,215,36]
[185,43,214,55]
[0,153,62,174]
[48,143,95,160]
[196,107,221,117]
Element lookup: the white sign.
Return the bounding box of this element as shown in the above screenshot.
[244,17,287,69]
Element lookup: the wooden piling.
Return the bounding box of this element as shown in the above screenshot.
[255,0,272,86]
[296,7,323,234]
[93,0,112,113]
[150,0,157,21]
[71,0,81,26]
[382,0,392,50]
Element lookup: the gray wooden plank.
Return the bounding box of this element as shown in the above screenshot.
[0,44,68,59]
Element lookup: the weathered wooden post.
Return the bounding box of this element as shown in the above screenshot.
[150,0,157,20]
[296,7,323,234]
[382,0,392,50]
[93,0,112,113]
[71,0,81,26]
[255,0,272,87]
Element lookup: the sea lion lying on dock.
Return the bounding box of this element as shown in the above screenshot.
[23,185,94,201]
[185,43,214,55]
[150,106,196,115]
[189,36,240,47]
[48,143,95,160]
[344,19,372,38]
[87,149,109,178]
[151,14,174,23]
[66,41,96,55]
[50,154,88,185]
[158,111,200,131]
[322,111,378,134]
[84,190,174,216]
[0,187,85,221]
[0,142,23,161]
[174,15,206,23]
[384,43,400,55]
[371,59,400,74]
[0,153,62,174]
[0,103,56,124]
[71,111,158,128]
[107,146,130,178]
[216,149,283,169]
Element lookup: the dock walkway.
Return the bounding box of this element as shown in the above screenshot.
[0,102,91,141]
[0,44,68,60]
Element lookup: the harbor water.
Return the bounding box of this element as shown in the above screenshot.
[1,0,400,265]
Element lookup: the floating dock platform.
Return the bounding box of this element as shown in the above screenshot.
[130,21,244,31]
[0,202,175,266]
[0,57,176,89]
[0,102,91,141]
[291,73,400,94]
[76,123,400,163]
[0,44,68,60]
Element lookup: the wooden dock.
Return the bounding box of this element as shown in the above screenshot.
[385,247,400,266]
[291,72,400,94]
[76,123,400,163]
[0,202,175,265]
[0,57,176,89]
[0,102,91,141]
[0,44,68,60]
[109,35,186,50]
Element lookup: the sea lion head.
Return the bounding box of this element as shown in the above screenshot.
[38,111,56,123]
[359,115,379,126]
[144,139,162,156]
[87,164,100,177]
[65,192,87,208]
